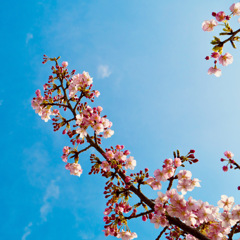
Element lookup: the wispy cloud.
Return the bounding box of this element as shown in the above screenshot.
[97,65,111,79]
[0,100,3,106]
[78,230,95,239]
[40,178,60,222]
[26,33,33,44]
[21,222,32,240]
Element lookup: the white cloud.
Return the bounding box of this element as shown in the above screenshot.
[40,179,60,222]
[78,230,95,239]
[21,222,32,240]
[97,65,111,79]
[26,33,33,44]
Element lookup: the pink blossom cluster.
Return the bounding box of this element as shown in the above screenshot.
[31,89,59,122]
[74,105,114,139]
[207,52,233,77]
[103,201,133,236]
[65,162,83,177]
[32,57,240,239]
[149,189,240,239]
[146,157,184,191]
[202,2,240,76]
[99,145,136,174]
[220,151,240,190]
[68,72,93,97]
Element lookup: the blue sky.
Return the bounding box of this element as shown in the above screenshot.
[1,0,240,239]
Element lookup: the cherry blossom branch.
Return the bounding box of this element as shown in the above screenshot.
[70,145,92,159]
[32,56,240,240]
[219,28,240,47]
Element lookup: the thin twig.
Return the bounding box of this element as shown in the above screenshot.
[156,226,168,240]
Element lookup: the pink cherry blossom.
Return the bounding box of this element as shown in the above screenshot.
[218,195,235,210]
[208,66,222,77]
[154,169,167,182]
[178,170,192,180]
[202,19,218,31]
[62,61,68,68]
[219,53,233,66]
[94,90,100,97]
[215,11,226,22]
[67,163,83,177]
[63,146,70,155]
[61,155,68,162]
[101,161,110,172]
[93,123,104,134]
[76,114,83,125]
[125,156,136,170]
[211,52,220,59]
[103,129,114,138]
[76,127,87,138]
[174,158,182,167]
[117,230,137,240]
[224,151,234,159]
[230,2,240,16]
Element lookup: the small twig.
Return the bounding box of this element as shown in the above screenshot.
[156,226,168,240]
[74,92,84,111]
[41,102,68,108]
[125,210,154,220]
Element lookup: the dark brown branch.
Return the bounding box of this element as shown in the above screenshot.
[156,226,168,240]
[228,221,240,239]
[220,28,240,47]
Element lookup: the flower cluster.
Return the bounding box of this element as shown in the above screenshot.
[149,189,240,240]
[203,2,240,76]
[221,151,240,191]
[31,89,59,122]
[32,57,240,240]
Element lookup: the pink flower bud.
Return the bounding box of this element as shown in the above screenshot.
[97,106,103,112]
[142,215,147,221]
[62,61,68,68]
[149,213,154,219]
[224,151,234,159]
[35,89,41,96]
[211,52,220,59]
[216,11,226,22]
[205,56,210,60]
[222,166,228,172]
[124,150,130,155]
[212,12,216,17]
[125,176,131,183]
